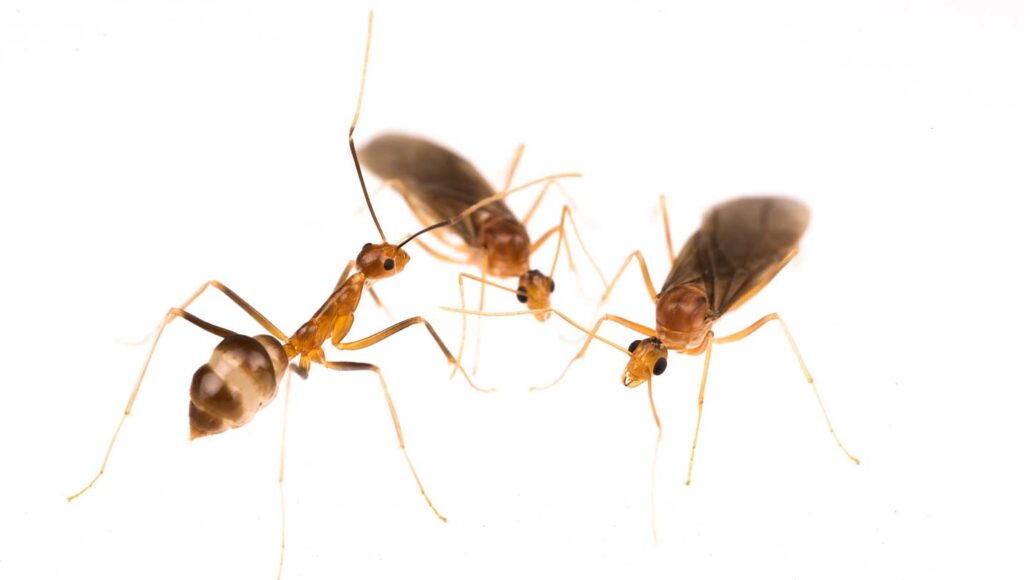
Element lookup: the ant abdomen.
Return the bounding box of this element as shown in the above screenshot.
[189,334,287,439]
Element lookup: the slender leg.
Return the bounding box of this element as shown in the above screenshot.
[131,280,290,346]
[521,179,578,227]
[450,172,582,222]
[440,306,631,358]
[647,378,662,432]
[575,314,655,359]
[68,308,240,501]
[472,254,489,375]
[521,179,554,226]
[529,222,580,279]
[333,316,493,393]
[276,365,298,580]
[366,286,396,322]
[185,281,288,340]
[685,332,714,486]
[534,313,656,391]
[713,313,860,465]
[529,205,608,288]
[585,251,659,328]
[323,360,447,522]
[659,195,675,266]
[648,378,663,546]
[436,305,639,389]
[452,271,519,378]
[499,143,525,194]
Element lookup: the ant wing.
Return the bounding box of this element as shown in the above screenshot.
[661,197,810,318]
[359,133,517,246]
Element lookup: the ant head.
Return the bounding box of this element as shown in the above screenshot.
[621,337,668,388]
[357,242,410,280]
[516,269,555,321]
[656,284,711,350]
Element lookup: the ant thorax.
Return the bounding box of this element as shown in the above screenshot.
[655,284,712,351]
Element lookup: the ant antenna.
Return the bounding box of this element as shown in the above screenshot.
[349,11,387,243]
[398,220,451,249]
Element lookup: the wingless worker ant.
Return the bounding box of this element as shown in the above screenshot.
[67,11,577,577]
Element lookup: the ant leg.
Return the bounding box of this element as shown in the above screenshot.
[538,313,655,390]
[322,361,447,522]
[685,332,714,486]
[68,308,238,501]
[543,312,654,391]
[366,286,396,322]
[648,377,663,545]
[439,306,652,390]
[183,281,288,340]
[499,143,525,194]
[130,280,290,347]
[450,172,582,222]
[647,377,662,432]
[276,364,301,580]
[529,222,576,273]
[436,306,639,390]
[601,251,659,306]
[471,255,488,375]
[659,195,675,266]
[334,316,494,393]
[452,271,519,378]
[531,205,608,289]
[714,313,860,465]
[521,178,578,227]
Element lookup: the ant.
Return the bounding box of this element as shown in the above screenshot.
[446,196,860,485]
[359,134,606,374]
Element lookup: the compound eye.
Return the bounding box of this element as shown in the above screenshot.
[383,258,395,271]
[516,286,528,304]
[653,357,668,376]
[549,279,556,293]
[628,339,641,353]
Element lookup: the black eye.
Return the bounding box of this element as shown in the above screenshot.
[516,286,528,303]
[549,279,555,293]
[653,357,668,376]
[383,258,395,271]
[628,339,641,353]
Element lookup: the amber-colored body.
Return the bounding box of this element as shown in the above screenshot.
[446,196,859,487]
[359,134,604,371]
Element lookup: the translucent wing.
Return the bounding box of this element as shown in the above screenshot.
[661,197,810,318]
[358,133,517,246]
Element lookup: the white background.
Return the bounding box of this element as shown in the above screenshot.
[2,1,1028,579]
